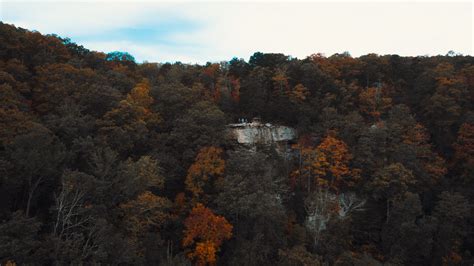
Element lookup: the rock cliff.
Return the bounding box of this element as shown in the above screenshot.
[227,121,296,145]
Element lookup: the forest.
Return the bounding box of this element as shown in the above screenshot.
[0,22,473,265]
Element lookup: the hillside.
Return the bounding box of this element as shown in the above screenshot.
[0,22,473,265]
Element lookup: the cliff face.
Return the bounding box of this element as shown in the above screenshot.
[228,122,296,145]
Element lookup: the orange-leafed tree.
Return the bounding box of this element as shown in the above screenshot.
[33,63,97,114]
[402,123,447,187]
[310,53,341,79]
[99,79,161,152]
[358,87,392,121]
[292,133,359,192]
[103,78,159,126]
[290,135,317,192]
[173,192,187,216]
[124,79,161,126]
[289,84,310,103]
[126,79,154,108]
[423,63,470,144]
[182,203,233,265]
[185,146,225,201]
[314,134,358,190]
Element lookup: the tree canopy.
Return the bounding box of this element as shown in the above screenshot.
[0,22,473,265]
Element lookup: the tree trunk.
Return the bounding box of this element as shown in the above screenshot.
[26,191,33,217]
[26,176,43,217]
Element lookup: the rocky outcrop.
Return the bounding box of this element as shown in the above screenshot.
[227,120,296,145]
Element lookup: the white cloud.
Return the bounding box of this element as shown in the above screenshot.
[1,1,472,63]
[2,2,147,35]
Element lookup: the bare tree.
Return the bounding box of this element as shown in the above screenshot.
[52,170,101,261]
[304,188,336,248]
[337,192,366,219]
[305,189,365,248]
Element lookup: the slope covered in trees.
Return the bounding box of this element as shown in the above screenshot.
[0,22,473,265]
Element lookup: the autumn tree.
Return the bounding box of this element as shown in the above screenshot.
[23,32,71,66]
[315,134,356,190]
[126,79,153,107]
[292,134,358,193]
[422,63,471,148]
[0,101,37,146]
[185,146,225,201]
[328,52,362,81]
[108,79,157,123]
[108,155,166,206]
[358,86,392,121]
[310,53,341,79]
[401,123,447,188]
[288,84,310,103]
[292,140,317,192]
[119,191,172,257]
[383,105,447,189]
[182,203,232,265]
[33,63,99,114]
[99,79,160,153]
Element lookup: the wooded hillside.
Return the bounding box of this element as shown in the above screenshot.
[0,22,473,265]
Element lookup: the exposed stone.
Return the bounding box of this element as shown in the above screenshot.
[227,120,297,145]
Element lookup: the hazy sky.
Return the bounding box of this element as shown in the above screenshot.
[1,0,472,63]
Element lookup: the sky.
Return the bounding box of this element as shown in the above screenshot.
[1,0,472,64]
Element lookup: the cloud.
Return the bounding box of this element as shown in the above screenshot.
[2,2,148,35]
[1,1,472,63]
